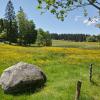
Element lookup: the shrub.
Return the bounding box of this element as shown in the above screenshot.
[0,31,7,42]
[37,29,52,46]
[86,36,97,42]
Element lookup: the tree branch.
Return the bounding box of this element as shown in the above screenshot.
[88,0,100,10]
[70,3,90,11]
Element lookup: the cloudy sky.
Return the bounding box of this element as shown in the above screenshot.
[0,0,100,35]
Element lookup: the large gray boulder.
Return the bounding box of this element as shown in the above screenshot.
[0,62,46,94]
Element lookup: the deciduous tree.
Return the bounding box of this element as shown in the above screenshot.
[17,7,37,45]
[37,0,100,21]
[37,28,52,46]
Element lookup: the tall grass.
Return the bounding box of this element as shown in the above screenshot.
[0,42,100,100]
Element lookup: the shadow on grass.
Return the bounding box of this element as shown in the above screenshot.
[4,84,46,96]
[80,91,95,100]
[91,80,100,87]
[80,95,94,100]
[2,42,43,48]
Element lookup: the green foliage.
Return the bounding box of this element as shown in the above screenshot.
[5,0,15,21]
[0,30,7,39]
[17,7,37,45]
[37,0,100,21]
[5,0,18,43]
[37,28,52,46]
[51,33,88,42]
[0,19,4,33]
[86,36,97,42]
[7,20,18,43]
[97,34,100,42]
[17,7,27,36]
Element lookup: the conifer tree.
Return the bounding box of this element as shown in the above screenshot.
[0,19,4,33]
[5,0,18,43]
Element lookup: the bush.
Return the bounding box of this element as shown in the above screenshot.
[97,34,100,42]
[86,36,97,42]
[37,29,52,46]
[0,31,7,42]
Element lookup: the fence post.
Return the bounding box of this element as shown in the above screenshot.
[89,64,93,82]
[75,80,82,100]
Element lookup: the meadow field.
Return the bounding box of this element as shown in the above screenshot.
[0,40,100,100]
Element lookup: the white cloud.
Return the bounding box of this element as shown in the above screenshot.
[83,17,100,26]
[83,19,88,24]
[75,16,100,26]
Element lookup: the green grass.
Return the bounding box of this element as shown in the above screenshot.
[0,41,100,100]
[52,40,100,49]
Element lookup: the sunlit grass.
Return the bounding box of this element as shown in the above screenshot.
[52,40,100,49]
[0,42,100,100]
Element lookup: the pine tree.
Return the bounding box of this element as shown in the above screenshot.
[5,0,18,43]
[0,19,4,33]
[5,0,15,21]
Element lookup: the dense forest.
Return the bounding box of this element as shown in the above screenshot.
[51,33,89,42]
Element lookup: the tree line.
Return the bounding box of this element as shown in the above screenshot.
[51,33,100,42]
[51,33,90,42]
[0,0,52,46]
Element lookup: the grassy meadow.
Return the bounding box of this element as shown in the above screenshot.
[0,40,100,100]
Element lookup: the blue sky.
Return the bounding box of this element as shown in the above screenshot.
[0,0,100,35]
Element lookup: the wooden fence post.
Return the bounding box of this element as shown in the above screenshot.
[89,64,93,82]
[75,80,82,100]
